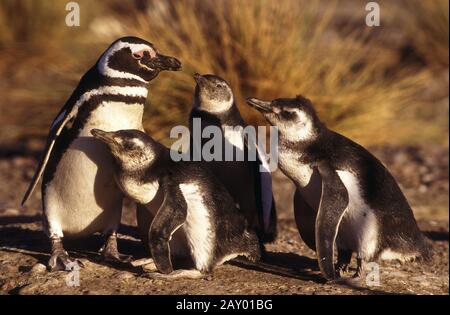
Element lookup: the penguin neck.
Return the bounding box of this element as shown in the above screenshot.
[116,166,161,205]
[77,66,151,104]
[82,66,148,88]
[99,73,149,90]
[69,67,151,132]
[278,129,320,152]
[192,101,243,126]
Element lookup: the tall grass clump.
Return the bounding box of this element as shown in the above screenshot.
[398,0,449,71]
[0,0,102,143]
[0,0,447,146]
[101,0,444,145]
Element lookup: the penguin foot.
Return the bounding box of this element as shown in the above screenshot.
[48,250,82,271]
[353,257,365,279]
[101,251,133,264]
[144,269,206,280]
[48,236,83,272]
[335,249,352,278]
[335,263,349,278]
[100,232,132,265]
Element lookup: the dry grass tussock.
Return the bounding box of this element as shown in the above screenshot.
[0,0,448,146]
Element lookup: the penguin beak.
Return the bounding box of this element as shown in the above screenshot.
[150,53,182,71]
[91,129,116,145]
[246,97,272,112]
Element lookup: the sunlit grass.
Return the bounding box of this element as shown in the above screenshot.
[398,0,449,70]
[108,0,447,145]
[0,0,448,147]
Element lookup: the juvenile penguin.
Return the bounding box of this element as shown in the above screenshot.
[21,36,181,271]
[189,73,277,244]
[246,95,432,280]
[91,129,261,279]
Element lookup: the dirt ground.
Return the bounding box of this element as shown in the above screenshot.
[0,143,448,295]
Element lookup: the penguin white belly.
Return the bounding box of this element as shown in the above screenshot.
[179,183,215,272]
[336,170,379,259]
[44,102,144,238]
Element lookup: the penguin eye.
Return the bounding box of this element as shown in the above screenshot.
[132,51,144,60]
[280,110,296,120]
[123,141,137,151]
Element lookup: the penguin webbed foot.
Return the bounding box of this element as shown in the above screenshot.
[144,269,207,280]
[335,264,349,278]
[99,232,132,265]
[334,249,352,278]
[352,257,365,279]
[48,237,83,272]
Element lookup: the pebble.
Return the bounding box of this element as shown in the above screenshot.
[114,271,135,281]
[2,208,19,215]
[142,263,157,272]
[419,185,428,193]
[18,278,59,295]
[2,264,19,274]
[30,263,47,274]
[19,283,40,295]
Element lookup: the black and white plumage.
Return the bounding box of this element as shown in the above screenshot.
[91,129,260,279]
[189,73,277,244]
[246,95,432,280]
[21,36,181,271]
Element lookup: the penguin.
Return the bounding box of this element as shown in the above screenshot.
[246,95,432,280]
[189,73,277,244]
[91,128,261,279]
[21,36,181,271]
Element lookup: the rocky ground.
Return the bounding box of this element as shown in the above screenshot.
[0,143,448,295]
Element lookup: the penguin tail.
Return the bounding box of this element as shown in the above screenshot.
[244,230,262,263]
[417,233,434,261]
[408,226,434,261]
[387,231,434,262]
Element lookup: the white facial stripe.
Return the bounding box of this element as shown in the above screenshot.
[276,109,315,142]
[98,41,155,83]
[131,138,145,148]
[138,60,154,71]
[297,111,309,122]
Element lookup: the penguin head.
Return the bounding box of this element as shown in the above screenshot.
[91,129,162,172]
[246,95,323,142]
[193,73,234,113]
[98,36,182,83]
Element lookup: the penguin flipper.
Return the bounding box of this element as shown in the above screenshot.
[315,163,349,280]
[21,106,77,206]
[148,189,187,274]
[244,133,276,239]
